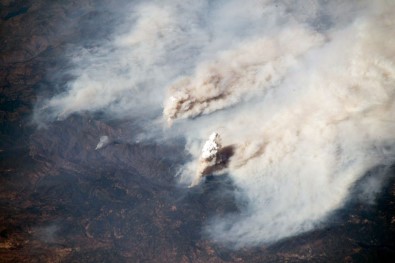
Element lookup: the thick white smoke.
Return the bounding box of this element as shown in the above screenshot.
[36,0,395,247]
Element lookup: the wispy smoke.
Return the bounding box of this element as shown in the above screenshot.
[95,135,110,150]
[35,0,395,247]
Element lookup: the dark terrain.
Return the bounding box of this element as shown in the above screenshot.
[0,0,394,262]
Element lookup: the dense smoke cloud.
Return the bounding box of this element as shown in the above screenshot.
[36,0,395,247]
[163,26,323,123]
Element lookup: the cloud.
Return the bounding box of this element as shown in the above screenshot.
[35,0,395,247]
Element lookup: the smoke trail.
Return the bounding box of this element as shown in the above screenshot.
[95,135,110,150]
[163,26,324,123]
[35,0,395,247]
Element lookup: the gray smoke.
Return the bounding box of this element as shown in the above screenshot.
[35,0,395,247]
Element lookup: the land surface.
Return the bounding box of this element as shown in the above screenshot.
[0,1,394,262]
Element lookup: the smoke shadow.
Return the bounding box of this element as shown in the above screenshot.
[201,145,235,176]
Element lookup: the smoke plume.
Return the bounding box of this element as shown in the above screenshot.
[35,0,395,247]
[163,25,323,123]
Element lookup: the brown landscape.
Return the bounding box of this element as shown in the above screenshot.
[0,0,394,262]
